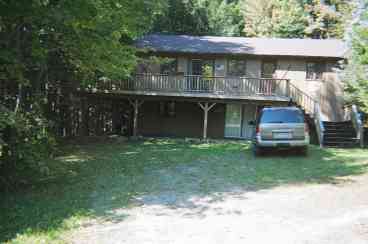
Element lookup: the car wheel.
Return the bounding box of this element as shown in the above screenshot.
[253,145,263,157]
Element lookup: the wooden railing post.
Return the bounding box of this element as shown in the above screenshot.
[286,79,290,97]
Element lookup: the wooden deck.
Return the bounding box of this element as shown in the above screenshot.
[82,74,291,102]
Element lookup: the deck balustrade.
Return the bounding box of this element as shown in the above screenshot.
[91,74,291,99]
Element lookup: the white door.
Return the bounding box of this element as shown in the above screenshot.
[241,105,257,139]
[225,104,242,138]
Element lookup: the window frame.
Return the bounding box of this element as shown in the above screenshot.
[190,59,215,77]
[306,61,326,81]
[227,59,247,77]
[160,58,178,75]
[261,60,277,78]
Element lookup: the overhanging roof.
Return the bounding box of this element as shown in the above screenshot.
[135,34,346,59]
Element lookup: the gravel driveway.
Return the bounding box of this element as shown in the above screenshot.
[69,172,368,244]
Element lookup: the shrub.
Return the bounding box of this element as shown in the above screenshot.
[0,103,56,191]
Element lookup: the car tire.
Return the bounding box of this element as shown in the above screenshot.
[253,145,263,157]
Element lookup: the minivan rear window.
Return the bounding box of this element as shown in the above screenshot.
[260,109,304,123]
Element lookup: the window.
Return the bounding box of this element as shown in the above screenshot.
[306,62,325,80]
[260,109,304,124]
[160,59,177,75]
[190,59,214,76]
[262,61,277,78]
[227,59,246,76]
[159,101,176,117]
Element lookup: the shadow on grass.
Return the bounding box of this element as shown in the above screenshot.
[1,138,368,242]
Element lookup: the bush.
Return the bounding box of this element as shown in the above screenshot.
[0,103,56,191]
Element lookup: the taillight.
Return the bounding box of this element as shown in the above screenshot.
[256,126,260,134]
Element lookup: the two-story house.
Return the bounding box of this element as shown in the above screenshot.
[91,34,346,141]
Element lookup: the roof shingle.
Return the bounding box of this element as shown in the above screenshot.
[135,34,346,59]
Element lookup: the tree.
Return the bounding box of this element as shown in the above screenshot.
[152,0,244,36]
[152,0,210,35]
[343,0,368,113]
[242,0,308,38]
[0,0,164,188]
[302,0,353,39]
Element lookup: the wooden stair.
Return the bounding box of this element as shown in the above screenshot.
[322,121,360,148]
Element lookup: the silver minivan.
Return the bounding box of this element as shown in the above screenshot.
[253,107,310,156]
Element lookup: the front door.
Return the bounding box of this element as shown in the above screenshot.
[225,104,242,138]
[241,105,257,139]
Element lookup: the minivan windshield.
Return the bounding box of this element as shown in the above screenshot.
[260,109,304,123]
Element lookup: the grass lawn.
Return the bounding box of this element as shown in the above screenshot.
[1,138,368,243]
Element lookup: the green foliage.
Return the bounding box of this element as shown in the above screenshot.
[152,0,244,36]
[242,0,352,38]
[344,19,368,113]
[0,0,164,189]
[303,0,352,38]
[0,102,56,189]
[243,0,308,38]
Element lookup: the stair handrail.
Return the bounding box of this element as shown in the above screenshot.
[288,83,318,115]
[351,104,364,148]
[287,82,324,147]
[314,103,325,147]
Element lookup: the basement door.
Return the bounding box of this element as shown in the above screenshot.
[224,104,257,139]
[241,105,257,139]
[224,104,242,138]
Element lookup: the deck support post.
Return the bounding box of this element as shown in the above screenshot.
[128,99,144,138]
[198,102,216,140]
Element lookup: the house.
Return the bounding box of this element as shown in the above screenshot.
[90,34,346,140]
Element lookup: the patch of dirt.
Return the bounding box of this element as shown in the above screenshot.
[68,172,368,244]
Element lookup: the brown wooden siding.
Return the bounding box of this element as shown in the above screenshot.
[138,101,225,138]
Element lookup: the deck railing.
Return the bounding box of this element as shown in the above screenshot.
[92,74,291,98]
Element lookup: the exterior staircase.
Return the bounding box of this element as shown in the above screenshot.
[322,121,360,148]
[288,84,363,148]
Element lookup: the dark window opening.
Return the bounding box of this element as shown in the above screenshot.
[160,59,178,75]
[159,101,176,117]
[306,62,325,80]
[262,61,277,78]
[227,59,246,77]
[191,59,214,76]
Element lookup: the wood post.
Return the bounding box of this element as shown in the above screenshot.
[128,99,144,138]
[198,102,216,140]
[80,97,89,136]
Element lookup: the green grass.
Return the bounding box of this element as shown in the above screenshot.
[1,138,368,243]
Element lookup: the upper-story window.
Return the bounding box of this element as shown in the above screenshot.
[190,59,215,76]
[306,62,325,80]
[227,59,246,77]
[160,58,178,75]
[262,61,277,78]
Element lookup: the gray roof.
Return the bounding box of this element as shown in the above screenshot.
[135,34,346,59]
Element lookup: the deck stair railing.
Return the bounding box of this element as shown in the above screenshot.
[351,104,364,148]
[287,82,325,146]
